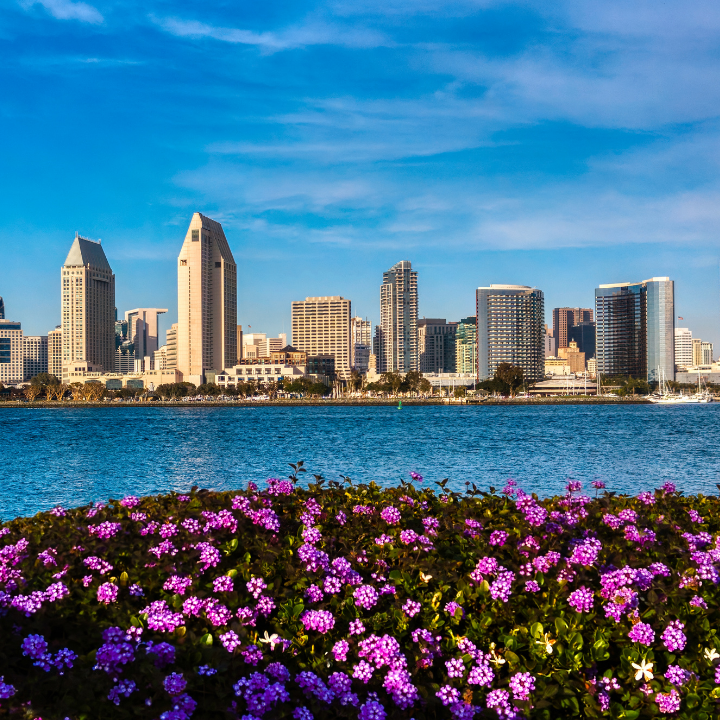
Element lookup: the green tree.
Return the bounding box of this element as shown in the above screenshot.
[197,383,222,397]
[495,363,524,397]
[30,373,60,387]
[419,378,432,395]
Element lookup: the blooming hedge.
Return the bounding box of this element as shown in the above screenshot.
[1,467,720,719]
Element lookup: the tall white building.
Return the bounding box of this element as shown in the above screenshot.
[291,296,352,378]
[23,335,48,380]
[702,341,714,365]
[177,213,237,384]
[0,320,23,385]
[674,328,693,368]
[61,234,115,376]
[351,317,372,372]
[377,261,418,373]
[166,323,178,370]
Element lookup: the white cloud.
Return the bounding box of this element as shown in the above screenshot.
[21,0,103,24]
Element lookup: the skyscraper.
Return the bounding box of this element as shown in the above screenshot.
[48,326,62,379]
[166,323,178,370]
[674,328,692,368]
[23,335,48,380]
[125,308,168,371]
[291,296,351,377]
[552,307,593,349]
[418,319,457,373]
[61,234,115,373]
[177,213,237,383]
[568,321,596,359]
[378,261,418,373]
[0,319,23,385]
[476,285,545,382]
[455,317,477,375]
[351,316,372,372]
[595,277,674,382]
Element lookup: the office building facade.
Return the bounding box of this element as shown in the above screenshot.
[702,341,714,365]
[418,319,457,373]
[351,317,372,372]
[291,296,351,378]
[177,213,237,384]
[552,307,593,349]
[568,321,596,360]
[455,317,477,375]
[48,326,62,379]
[476,285,545,382]
[125,308,167,365]
[23,335,48,380]
[595,277,674,382]
[377,261,418,373]
[61,234,115,375]
[0,320,23,385]
[674,328,692,368]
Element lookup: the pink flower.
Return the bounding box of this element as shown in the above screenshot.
[97,582,118,604]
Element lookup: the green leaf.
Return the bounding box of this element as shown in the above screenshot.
[555,617,568,636]
[530,622,544,639]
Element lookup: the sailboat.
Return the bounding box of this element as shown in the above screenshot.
[648,367,713,404]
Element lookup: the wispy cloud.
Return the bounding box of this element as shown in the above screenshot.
[20,0,103,24]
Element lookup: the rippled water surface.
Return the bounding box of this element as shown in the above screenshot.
[1,404,719,518]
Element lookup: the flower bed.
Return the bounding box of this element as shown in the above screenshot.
[1,469,720,719]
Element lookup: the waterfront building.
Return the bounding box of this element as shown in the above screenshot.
[422,372,476,390]
[177,213,237,385]
[23,335,48,381]
[418,319,457,374]
[674,328,693,368]
[558,341,586,374]
[216,362,308,387]
[476,285,545,382]
[166,324,178,370]
[291,296,351,378]
[154,345,168,371]
[587,357,597,377]
[115,342,136,374]
[455,317,477,375]
[378,261,418,373]
[48,326,62,379]
[552,307,593,350]
[545,357,571,376]
[692,338,703,367]
[236,325,243,362]
[307,354,336,381]
[61,234,115,375]
[702,341,714,365]
[568,321,596,359]
[544,326,556,358]
[0,319,23,385]
[595,277,674,382]
[270,345,307,366]
[125,308,168,369]
[351,317,372,372]
[63,364,182,392]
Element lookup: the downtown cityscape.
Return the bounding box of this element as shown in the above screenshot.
[0,211,717,399]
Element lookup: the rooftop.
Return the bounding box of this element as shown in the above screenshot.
[63,234,112,271]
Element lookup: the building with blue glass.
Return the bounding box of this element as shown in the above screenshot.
[595,277,674,382]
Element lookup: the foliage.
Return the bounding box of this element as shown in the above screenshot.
[155,383,198,400]
[197,383,222,397]
[30,373,60,388]
[283,378,331,397]
[1,474,720,719]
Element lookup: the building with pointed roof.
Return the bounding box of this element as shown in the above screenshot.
[61,234,115,379]
[177,213,237,384]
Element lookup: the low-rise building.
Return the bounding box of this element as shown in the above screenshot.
[270,345,307,366]
[558,341,586,374]
[587,357,597,378]
[23,335,48,380]
[545,357,571,376]
[0,320,23,385]
[48,326,62,379]
[216,362,308,387]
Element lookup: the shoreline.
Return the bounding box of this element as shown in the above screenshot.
[0,397,653,408]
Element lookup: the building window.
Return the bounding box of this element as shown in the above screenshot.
[192,230,199,242]
[215,262,221,268]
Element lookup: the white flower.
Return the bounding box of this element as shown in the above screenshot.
[705,647,720,662]
[259,631,280,649]
[631,659,654,682]
[419,572,433,583]
[535,632,556,654]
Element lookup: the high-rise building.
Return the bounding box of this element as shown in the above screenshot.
[455,317,477,375]
[291,296,351,378]
[702,341,714,365]
[61,234,115,377]
[236,325,243,362]
[166,323,178,370]
[552,307,593,349]
[476,285,545,382]
[674,328,693,368]
[418,319,457,373]
[48,326,62,379]
[595,277,674,382]
[568,321,596,360]
[544,325,556,358]
[351,317,372,372]
[154,345,168,371]
[0,297,4,320]
[177,213,237,384]
[692,338,703,367]
[125,308,168,362]
[378,261,418,373]
[0,319,23,385]
[23,335,48,380]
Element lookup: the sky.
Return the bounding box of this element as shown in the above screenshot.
[2,0,720,346]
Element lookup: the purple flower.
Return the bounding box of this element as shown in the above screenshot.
[212,575,233,593]
[97,582,118,604]
[436,685,461,706]
[380,506,401,525]
[332,640,349,661]
[665,665,690,686]
[486,689,511,710]
[656,688,681,714]
[164,575,193,595]
[628,622,655,646]
[256,595,276,617]
[108,679,136,705]
[350,619,365,635]
[0,677,16,700]
[241,644,263,665]
[305,584,323,603]
[163,672,186,696]
[591,481,606,489]
[403,599,421,617]
[336,511,347,525]
[147,642,175,668]
[446,658,465,678]
[468,663,494,687]
[399,529,419,544]
[353,660,374,683]
[247,576,267,599]
[445,601,464,617]
[354,585,379,610]
[509,671,535,701]
[525,581,540,593]
[194,541,221,570]
[197,664,217,676]
[301,609,335,634]
[489,569,515,602]
[88,521,122,539]
[661,621,686,652]
[690,595,708,609]
[489,530,508,546]
[22,634,48,660]
[220,630,241,652]
[359,699,387,720]
[410,471,423,482]
[568,586,594,613]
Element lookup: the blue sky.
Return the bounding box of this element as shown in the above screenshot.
[2,0,720,347]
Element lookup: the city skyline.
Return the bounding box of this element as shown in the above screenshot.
[3,2,720,347]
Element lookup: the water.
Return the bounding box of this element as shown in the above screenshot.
[1,404,719,519]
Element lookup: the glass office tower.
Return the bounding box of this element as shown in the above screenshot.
[595,277,674,382]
